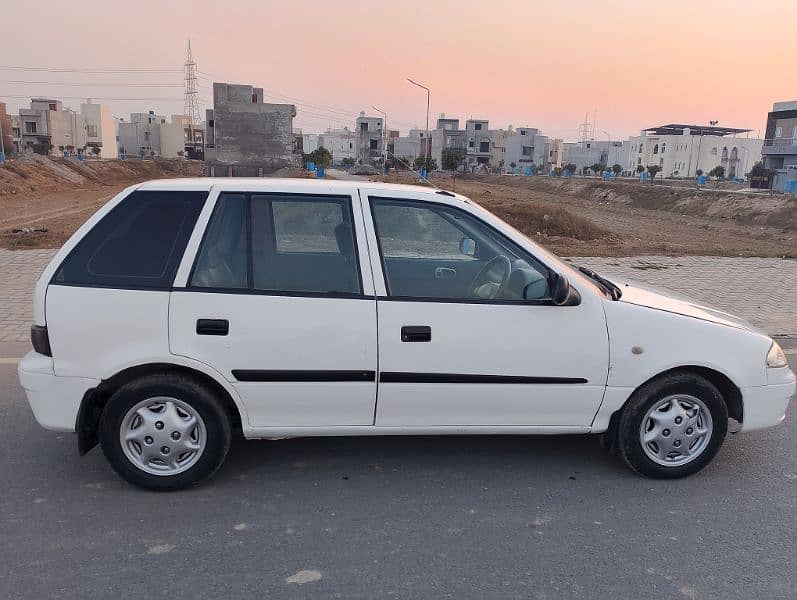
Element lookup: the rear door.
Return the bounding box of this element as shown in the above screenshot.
[169,186,378,428]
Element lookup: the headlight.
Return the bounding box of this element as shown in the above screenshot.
[766,341,788,368]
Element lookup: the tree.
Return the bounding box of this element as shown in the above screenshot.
[177,150,184,157]
[341,157,355,168]
[695,168,704,177]
[509,161,517,171]
[304,146,332,168]
[612,164,623,176]
[441,149,465,171]
[636,165,645,174]
[553,166,564,176]
[91,146,101,158]
[646,165,662,179]
[564,163,577,174]
[591,162,606,175]
[414,156,437,171]
[709,165,725,179]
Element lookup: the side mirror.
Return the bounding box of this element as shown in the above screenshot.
[548,271,572,305]
[459,237,476,256]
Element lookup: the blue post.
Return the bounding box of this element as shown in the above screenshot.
[306,161,315,172]
[119,152,126,160]
[63,150,70,158]
[315,164,325,178]
[697,175,708,187]
[0,151,4,163]
[784,180,797,194]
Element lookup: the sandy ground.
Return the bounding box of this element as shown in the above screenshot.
[1,159,794,257]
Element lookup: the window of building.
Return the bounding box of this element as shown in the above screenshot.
[469,140,475,148]
[54,190,206,289]
[637,157,642,165]
[370,199,549,301]
[369,139,378,150]
[479,141,490,153]
[661,143,666,154]
[25,121,37,134]
[48,103,56,111]
[208,119,214,128]
[711,147,717,155]
[360,122,368,132]
[520,130,527,136]
[251,93,258,103]
[86,125,97,138]
[475,123,482,130]
[775,126,782,138]
[522,146,533,156]
[653,144,659,154]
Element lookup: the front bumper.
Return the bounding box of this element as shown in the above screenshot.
[18,351,99,432]
[740,368,796,431]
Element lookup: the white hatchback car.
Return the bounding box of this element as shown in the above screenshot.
[19,179,795,490]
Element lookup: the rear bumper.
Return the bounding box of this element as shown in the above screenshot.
[740,372,796,431]
[17,351,98,432]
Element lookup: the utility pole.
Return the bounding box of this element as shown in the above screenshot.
[0,112,5,163]
[408,78,430,166]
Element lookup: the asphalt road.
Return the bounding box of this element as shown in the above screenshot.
[1,341,795,600]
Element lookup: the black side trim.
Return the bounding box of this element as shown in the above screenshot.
[379,372,588,384]
[232,370,376,382]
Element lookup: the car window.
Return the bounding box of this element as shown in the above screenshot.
[252,195,361,294]
[371,198,549,302]
[190,193,361,296]
[53,190,206,289]
[190,193,247,289]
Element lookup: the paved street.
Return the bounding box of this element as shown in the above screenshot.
[0,346,795,599]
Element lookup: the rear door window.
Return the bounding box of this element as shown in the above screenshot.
[53,190,207,289]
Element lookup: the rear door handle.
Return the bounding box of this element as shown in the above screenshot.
[196,319,229,336]
[401,325,431,342]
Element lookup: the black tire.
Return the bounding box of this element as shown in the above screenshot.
[615,372,728,478]
[99,372,232,491]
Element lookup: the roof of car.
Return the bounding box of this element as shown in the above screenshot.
[135,177,459,199]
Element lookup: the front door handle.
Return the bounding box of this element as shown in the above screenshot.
[401,325,431,342]
[196,318,229,336]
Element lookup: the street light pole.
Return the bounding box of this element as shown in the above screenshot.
[600,129,613,168]
[371,105,387,170]
[407,78,430,166]
[0,110,5,162]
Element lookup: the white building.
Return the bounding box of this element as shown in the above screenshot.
[18,98,87,156]
[81,102,117,159]
[626,124,763,179]
[355,114,384,164]
[320,128,356,164]
[562,140,628,174]
[118,112,193,158]
[504,127,549,171]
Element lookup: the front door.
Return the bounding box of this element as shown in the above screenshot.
[361,190,609,428]
[170,189,377,427]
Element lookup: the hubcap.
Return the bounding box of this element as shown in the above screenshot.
[120,397,206,476]
[639,394,712,467]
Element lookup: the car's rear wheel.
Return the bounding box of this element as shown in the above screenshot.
[615,372,728,478]
[99,373,231,491]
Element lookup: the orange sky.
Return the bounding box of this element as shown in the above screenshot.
[2,0,795,140]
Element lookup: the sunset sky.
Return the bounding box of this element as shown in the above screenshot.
[2,0,795,141]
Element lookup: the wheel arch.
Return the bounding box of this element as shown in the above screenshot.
[601,365,743,449]
[76,361,246,456]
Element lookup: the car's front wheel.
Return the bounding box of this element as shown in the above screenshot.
[615,372,728,478]
[99,373,231,491]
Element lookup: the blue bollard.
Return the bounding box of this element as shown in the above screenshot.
[315,164,325,178]
[307,161,315,172]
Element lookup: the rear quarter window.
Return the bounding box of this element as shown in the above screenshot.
[53,190,207,289]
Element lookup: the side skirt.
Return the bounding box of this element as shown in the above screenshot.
[242,425,592,439]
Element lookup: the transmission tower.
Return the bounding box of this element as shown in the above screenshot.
[183,39,201,125]
[577,112,594,142]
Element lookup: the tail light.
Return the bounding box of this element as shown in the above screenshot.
[31,325,52,357]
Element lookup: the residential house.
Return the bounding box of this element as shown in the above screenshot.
[18,98,87,156]
[355,114,384,164]
[761,101,797,192]
[205,82,297,176]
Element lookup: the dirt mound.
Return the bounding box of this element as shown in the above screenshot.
[0,156,202,196]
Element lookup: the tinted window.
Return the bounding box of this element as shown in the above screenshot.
[54,190,206,289]
[190,194,247,289]
[371,199,549,302]
[252,195,360,294]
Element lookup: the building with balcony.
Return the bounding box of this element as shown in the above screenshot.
[355,114,384,165]
[465,119,492,165]
[761,101,797,192]
[17,99,87,156]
